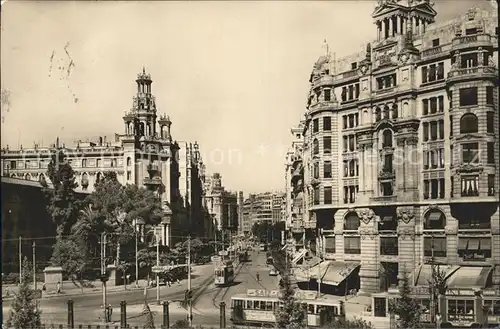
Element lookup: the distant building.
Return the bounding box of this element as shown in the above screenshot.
[0,69,209,246]
[242,192,286,231]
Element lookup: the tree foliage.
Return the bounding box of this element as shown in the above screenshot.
[172,319,190,329]
[274,268,307,329]
[50,236,88,279]
[7,257,42,329]
[43,149,80,236]
[324,317,374,329]
[389,272,423,329]
[251,221,284,243]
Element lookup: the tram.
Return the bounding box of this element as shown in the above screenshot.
[230,289,344,327]
[214,261,234,287]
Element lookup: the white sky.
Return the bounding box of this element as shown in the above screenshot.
[0,0,485,194]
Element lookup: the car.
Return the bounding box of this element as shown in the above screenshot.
[269,268,278,276]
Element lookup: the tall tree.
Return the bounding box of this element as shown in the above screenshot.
[7,257,42,329]
[50,236,88,281]
[43,149,80,236]
[389,272,423,329]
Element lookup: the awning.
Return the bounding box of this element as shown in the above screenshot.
[447,266,493,289]
[468,238,480,251]
[411,264,459,287]
[292,249,308,265]
[480,238,491,250]
[427,211,442,221]
[458,238,468,250]
[322,261,360,286]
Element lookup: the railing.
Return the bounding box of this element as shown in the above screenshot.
[371,195,397,202]
[342,70,359,79]
[313,75,335,86]
[452,33,491,48]
[375,86,395,95]
[422,46,443,57]
[458,222,491,230]
[447,66,497,79]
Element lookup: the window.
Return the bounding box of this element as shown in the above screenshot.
[343,116,348,129]
[430,121,438,140]
[448,90,453,108]
[422,67,428,84]
[486,86,494,105]
[348,135,355,151]
[384,154,393,172]
[437,63,444,80]
[382,130,393,147]
[423,122,429,141]
[313,139,319,155]
[424,210,446,229]
[344,236,361,254]
[343,160,349,177]
[325,237,335,254]
[324,161,332,178]
[313,162,320,179]
[323,117,331,131]
[487,112,494,133]
[323,136,332,154]
[488,174,495,196]
[438,96,444,112]
[460,113,478,134]
[438,119,444,139]
[461,175,479,196]
[314,187,320,205]
[381,182,393,196]
[380,237,398,256]
[458,237,492,260]
[423,237,446,257]
[127,171,131,180]
[82,159,87,167]
[448,299,475,322]
[439,178,445,198]
[462,143,479,163]
[465,28,477,35]
[324,89,331,102]
[344,212,360,230]
[432,38,440,47]
[324,187,332,204]
[378,216,398,231]
[487,142,495,164]
[313,119,319,133]
[127,157,132,166]
[96,159,101,167]
[9,160,16,169]
[450,115,454,137]
[459,87,478,106]
[351,62,357,70]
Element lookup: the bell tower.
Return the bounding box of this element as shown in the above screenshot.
[131,67,157,139]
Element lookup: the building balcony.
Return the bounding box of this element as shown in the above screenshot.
[451,33,493,51]
[370,195,397,203]
[312,75,335,88]
[147,164,160,175]
[143,177,163,186]
[378,169,395,181]
[421,46,443,58]
[447,66,497,84]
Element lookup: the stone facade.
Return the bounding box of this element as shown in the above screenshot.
[286,1,499,295]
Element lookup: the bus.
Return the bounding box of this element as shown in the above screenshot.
[230,289,344,327]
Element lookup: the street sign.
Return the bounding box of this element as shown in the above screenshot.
[219,251,228,256]
[152,266,170,273]
[211,256,222,262]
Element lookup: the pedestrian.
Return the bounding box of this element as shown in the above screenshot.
[107,304,113,322]
[56,281,61,294]
[256,273,260,282]
[42,282,46,291]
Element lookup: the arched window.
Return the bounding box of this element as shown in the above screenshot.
[375,107,381,122]
[392,104,398,119]
[25,173,31,180]
[344,212,360,230]
[460,113,478,134]
[96,172,102,184]
[127,157,132,167]
[423,209,446,230]
[313,139,319,155]
[81,173,89,190]
[382,130,393,148]
[383,105,390,119]
[139,122,145,137]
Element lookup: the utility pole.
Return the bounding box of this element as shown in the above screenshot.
[19,236,22,284]
[32,241,37,290]
[188,235,192,327]
[135,230,139,288]
[101,233,108,323]
[156,231,160,304]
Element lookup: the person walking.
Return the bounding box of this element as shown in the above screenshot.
[56,281,61,294]
[256,273,260,282]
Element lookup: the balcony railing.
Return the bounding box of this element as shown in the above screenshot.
[452,33,492,49]
[421,46,443,57]
[458,222,490,230]
[371,195,397,202]
[378,169,395,181]
[447,66,497,80]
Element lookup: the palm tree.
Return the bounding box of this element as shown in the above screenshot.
[72,204,103,261]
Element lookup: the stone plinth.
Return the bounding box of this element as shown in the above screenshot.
[43,266,63,291]
[106,264,117,287]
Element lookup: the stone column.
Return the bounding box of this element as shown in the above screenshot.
[405,137,419,198]
[357,208,379,295]
[388,16,393,37]
[382,19,387,39]
[396,206,417,283]
[377,21,381,41]
[445,222,458,265]
[371,141,378,194]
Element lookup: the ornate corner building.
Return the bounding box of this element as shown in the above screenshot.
[285,1,499,295]
[1,69,210,246]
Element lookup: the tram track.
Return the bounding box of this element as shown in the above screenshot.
[211,260,246,309]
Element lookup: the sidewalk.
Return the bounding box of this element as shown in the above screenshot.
[2,264,213,301]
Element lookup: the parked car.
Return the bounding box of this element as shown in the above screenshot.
[269,267,278,276]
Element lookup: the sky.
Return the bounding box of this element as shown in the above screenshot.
[0,0,490,194]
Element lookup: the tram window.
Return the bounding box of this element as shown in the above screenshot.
[246,300,252,309]
[448,300,475,318]
[260,301,266,310]
[495,301,500,315]
[323,306,338,316]
[215,270,221,276]
[266,302,273,311]
[308,304,315,314]
[273,302,279,310]
[487,300,500,315]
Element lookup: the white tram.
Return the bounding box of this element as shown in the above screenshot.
[214,260,234,287]
[230,289,344,327]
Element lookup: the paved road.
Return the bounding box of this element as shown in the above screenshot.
[193,250,279,317]
[2,265,214,325]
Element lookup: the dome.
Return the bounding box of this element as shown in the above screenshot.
[314,55,329,69]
